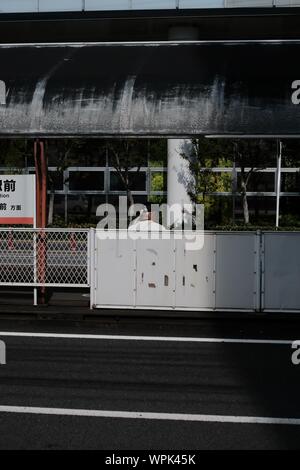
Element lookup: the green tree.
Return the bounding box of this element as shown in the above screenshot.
[281,139,300,167]
[148,139,167,167]
[181,137,278,226]
[180,137,232,222]
[107,139,148,207]
[0,139,30,171]
[233,139,276,224]
[149,172,166,204]
[47,139,84,225]
[181,137,232,201]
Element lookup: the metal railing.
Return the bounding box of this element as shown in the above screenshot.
[0,228,90,287]
[0,1,299,15]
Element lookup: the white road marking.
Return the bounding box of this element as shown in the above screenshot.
[2,40,300,48]
[0,331,294,345]
[0,405,299,425]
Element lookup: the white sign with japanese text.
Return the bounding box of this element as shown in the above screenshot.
[0,175,36,225]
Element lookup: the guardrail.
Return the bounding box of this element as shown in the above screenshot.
[0,0,299,15]
[92,230,300,313]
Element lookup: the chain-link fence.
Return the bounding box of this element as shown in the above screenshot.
[0,229,90,287]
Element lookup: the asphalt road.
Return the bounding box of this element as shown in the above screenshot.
[0,318,300,450]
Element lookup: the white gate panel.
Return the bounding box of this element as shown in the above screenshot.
[215,233,258,310]
[85,0,129,10]
[38,0,82,11]
[263,232,300,311]
[132,0,176,9]
[95,237,135,307]
[136,238,175,308]
[175,234,215,309]
[0,1,38,13]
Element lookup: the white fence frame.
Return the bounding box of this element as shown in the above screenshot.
[91,230,300,313]
[92,230,261,312]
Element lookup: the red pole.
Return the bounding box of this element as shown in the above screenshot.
[40,140,47,294]
[34,139,48,303]
[34,140,41,228]
[40,140,47,229]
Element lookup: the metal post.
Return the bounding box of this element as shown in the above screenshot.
[33,174,37,307]
[34,140,41,228]
[64,169,69,224]
[276,140,282,229]
[89,228,95,310]
[33,140,41,306]
[255,230,262,313]
[40,141,47,229]
[34,139,47,304]
[232,156,237,224]
[104,146,109,206]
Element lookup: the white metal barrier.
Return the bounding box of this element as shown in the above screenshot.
[262,232,300,312]
[92,230,300,313]
[0,0,298,14]
[0,228,90,288]
[92,230,259,311]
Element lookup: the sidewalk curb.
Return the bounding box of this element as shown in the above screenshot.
[0,305,300,323]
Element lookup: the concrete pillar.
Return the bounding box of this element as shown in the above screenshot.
[167,26,198,228]
[167,139,195,227]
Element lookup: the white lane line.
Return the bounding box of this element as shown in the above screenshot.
[0,331,294,345]
[0,406,299,425]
